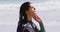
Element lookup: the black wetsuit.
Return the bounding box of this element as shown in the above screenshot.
[17,20,40,32]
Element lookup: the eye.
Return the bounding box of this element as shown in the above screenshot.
[34,8,35,10]
[31,7,36,10]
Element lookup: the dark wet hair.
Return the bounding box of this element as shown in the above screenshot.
[19,2,30,24]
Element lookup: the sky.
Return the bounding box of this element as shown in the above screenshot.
[0,0,60,32]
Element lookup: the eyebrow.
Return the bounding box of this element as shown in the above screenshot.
[29,6,36,10]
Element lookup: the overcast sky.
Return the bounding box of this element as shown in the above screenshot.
[0,0,60,32]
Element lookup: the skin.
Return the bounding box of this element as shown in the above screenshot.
[25,3,42,23]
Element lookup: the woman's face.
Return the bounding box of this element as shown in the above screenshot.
[26,3,36,17]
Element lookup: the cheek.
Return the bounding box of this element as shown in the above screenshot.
[31,8,36,13]
[28,11,32,14]
[28,11,35,16]
[29,8,34,11]
[31,9,34,12]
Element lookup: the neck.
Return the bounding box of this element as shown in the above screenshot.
[27,14,32,21]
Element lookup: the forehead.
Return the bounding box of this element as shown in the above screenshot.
[29,4,34,7]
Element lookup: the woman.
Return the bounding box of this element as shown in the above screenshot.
[17,2,45,32]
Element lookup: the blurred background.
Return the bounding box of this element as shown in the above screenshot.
[0,0,60,32]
